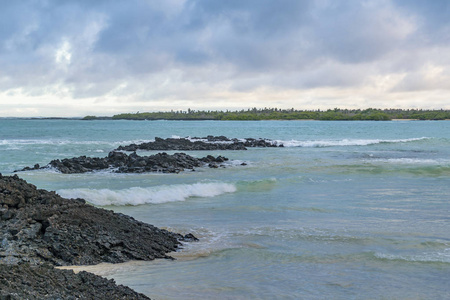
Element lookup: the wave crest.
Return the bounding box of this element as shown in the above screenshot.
[277,137,429,147]
[57,182,236,206]
[374,250,450,264]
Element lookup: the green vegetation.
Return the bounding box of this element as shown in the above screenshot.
[82,115,98,120]
[83,108,450,121]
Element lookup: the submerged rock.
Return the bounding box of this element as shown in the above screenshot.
[16,151,230,174]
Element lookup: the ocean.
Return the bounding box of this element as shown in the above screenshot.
[1,119,449,299]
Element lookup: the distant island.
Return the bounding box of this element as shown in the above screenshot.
[83,108,450,121]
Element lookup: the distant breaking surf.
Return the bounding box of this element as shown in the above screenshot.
[275,137,429,147]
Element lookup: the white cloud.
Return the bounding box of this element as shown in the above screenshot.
[55,40,72,65]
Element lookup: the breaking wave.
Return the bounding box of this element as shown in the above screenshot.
[374,250,450,264]
[370,158,450,165]
[144,136,430,148]
[276,137,429,147]
[57,182,236,206]
[0,139,154,147]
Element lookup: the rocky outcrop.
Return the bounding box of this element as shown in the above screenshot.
[116,136,247,151]
[0,263,151,300]
[116,136,282,151]
[0,174,197,267]
[17,151,229,174]
[0,174,198,298]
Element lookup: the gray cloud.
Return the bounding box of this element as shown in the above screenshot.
[394,0,450,29]
[0,0,449,113]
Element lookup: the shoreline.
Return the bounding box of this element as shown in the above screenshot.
[56,249,211,276]
[3,116,450,122]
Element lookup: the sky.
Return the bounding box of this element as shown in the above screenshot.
[0,0,449,117]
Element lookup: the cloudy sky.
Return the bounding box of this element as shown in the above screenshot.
[0,0,449,117]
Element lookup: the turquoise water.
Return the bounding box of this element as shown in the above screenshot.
[1,119,449,299]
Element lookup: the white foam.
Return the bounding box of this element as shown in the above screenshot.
[276,137,428,148]
[57,182,237,206]
[173,136,281,146]
[167,226,238,261]
[0,139,153,147]
[373,158,449,165]
[0,139,101,146]
[181,136,235,144]
[375,249,450,263]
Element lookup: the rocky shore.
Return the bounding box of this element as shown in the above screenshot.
[17,151,229,174]
[0,174,197,299]
[2,135,279,298]
[0,263,151,299]
[116,136,283,152]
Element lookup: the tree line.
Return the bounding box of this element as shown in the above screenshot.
[83,108,450,121]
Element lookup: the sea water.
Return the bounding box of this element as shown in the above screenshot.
[0,119,449,299]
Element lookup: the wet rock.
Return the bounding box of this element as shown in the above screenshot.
[0,263,151,300]
[116,136,282,152]
[0,175,195,266]
[16,152,229,174]
[0,174,197,298]
[181,233,199,242]
[117,137,246,151]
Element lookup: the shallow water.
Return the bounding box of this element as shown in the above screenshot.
[1,119,449,299]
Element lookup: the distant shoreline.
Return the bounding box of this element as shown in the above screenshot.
[81,108,450,121]
[2,117,450,121]
[2,108,450,121]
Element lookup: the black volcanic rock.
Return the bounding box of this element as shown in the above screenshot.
[116,136,247,151]
[17,151,230,174]
[0,174,199,298]
[0,263,151,300]
[116,136,282,152]
[240,137,284,148]
[0,174,195,266]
